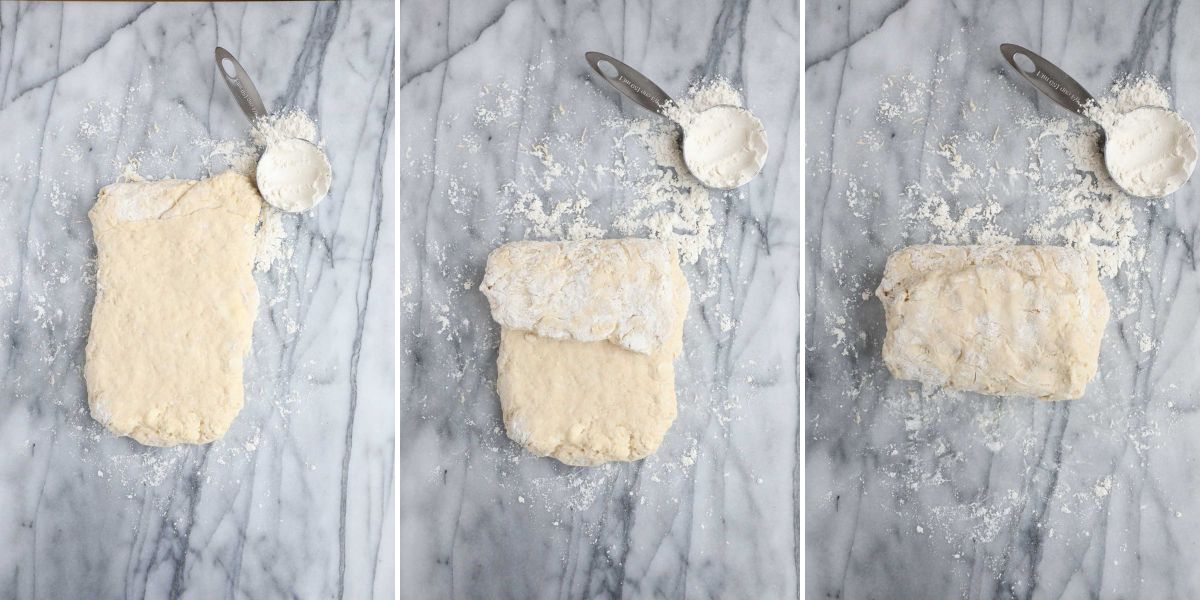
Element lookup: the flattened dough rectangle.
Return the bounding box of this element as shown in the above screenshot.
[876,244,1109,400]
[85,172,261,446]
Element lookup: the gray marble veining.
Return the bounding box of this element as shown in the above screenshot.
[807,0,1200,598]
[0,2,393,598]
[399,0,800,598]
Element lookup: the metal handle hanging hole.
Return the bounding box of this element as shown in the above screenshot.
[1013,53,1036,73]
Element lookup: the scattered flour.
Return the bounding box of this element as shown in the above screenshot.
[855,70,1171,291]
[404,59,755,517]
[203,138,259,177]
[251,109,321,148]
[1025,76,1176,281]
[1083,77,1173,132]
[488,76,748,266]
[9,71,322,500]
[614,78,745,264]
[254,208,291,271]
[811,52,1180,562]
[200,107,324,272]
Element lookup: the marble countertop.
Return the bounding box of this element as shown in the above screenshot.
[399,0,800,597]
[0,3,393,598]
[807,0,1200,598]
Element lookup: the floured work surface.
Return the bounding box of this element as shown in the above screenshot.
[481,239,689,466]
[876,244,1109,400]
[86,171,261,446]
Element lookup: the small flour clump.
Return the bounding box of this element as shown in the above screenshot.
[252,109,321,148]
[254,208,290,271]
[1101,107,1196,198]
[204,139,259,177]
[670,104,768,189]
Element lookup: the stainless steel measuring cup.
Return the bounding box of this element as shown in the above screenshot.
[214,47,331,212]
[584,51,767,190]
[1000,43,1194,199]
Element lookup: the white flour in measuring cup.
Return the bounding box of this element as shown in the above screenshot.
[1103,107,1197,198]
[669,103,768,189]
[256,138,332,212]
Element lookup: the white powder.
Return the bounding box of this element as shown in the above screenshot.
[252,110,322,272]
[492,76,746,265]
[615,78,747,263]
[1028,77,1174,281]
[256,138,332,212]
[1083,77,1173,129]
[251,108,321,148]
[254,208,290,271]
[203,107,323,178]
[671,104,768,189]
[906,183,1014,246]
[204,139,259,177]
[851,71,1173,282]
[1101,107,1196,198]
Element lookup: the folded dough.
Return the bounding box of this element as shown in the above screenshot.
[479,238,679,354]
[481,239,688,466]
[876,244,1109,400]
[85,172,261,446]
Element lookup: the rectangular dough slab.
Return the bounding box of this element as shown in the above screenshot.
[876,244,1109,400]
[85,172,261,446]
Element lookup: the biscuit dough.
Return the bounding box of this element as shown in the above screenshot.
[85,172,261,446]
[876,244,1109,400]
[479,239,679,354]
[481,239,689,466]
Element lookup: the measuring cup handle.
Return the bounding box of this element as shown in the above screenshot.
[215,47,268,122]
[584,51,674,116]
[1000,43,1096,117]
